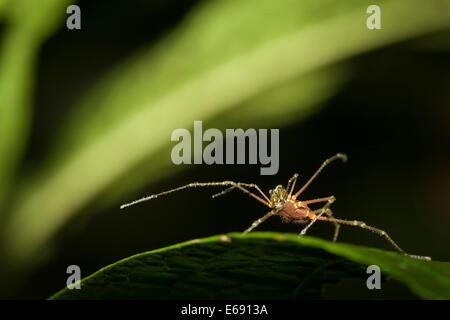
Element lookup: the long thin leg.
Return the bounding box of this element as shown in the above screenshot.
[211,182,270,203]
[286,173,299,199]
[211,186,236,199]
[295,195,339,240]
[120,181,270,209]
[299,196,336,236]
[296,195,339,241]
[312,208,340,242]
[317,216,431,260]
[301,196,335,206]
[243,210,276,234]
[292,153,347,200]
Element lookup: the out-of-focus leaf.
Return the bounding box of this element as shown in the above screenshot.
[94,66,348,209]
[49,233,450,300]
[5,0,450,267]
[0,0,7,20]
[0,0,73,215]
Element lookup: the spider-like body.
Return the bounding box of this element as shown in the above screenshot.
[121,153,431,261]
[267,185,310,224]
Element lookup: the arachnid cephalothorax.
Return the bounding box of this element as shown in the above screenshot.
[121,153,431,261]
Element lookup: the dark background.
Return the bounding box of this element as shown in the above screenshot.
[5,0,450,299]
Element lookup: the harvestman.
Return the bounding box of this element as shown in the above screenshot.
[121,153,431,260]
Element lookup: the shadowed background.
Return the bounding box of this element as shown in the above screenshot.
[0,0,449,299]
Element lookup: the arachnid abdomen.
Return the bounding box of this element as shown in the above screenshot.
[278,200,312,224]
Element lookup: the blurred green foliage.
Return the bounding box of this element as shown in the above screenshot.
[0,0,449,296]
[0,0,71,213]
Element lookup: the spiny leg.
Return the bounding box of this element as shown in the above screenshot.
[299,196,336,236]
[312,208,340,242]
[316,216,431,260]
[212,186,235,198]
[299,196,339,241]
[120,181,270,209]
[211,182,270,203]
[196,181,271,206]
[286,173,299,199]
[295,195,339,239]
[301,196,336,206]
[243,210,277,234]
[292,153,347,201]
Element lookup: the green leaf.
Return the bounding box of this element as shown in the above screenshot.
[5,0,450,268]
[50,233,450,300]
